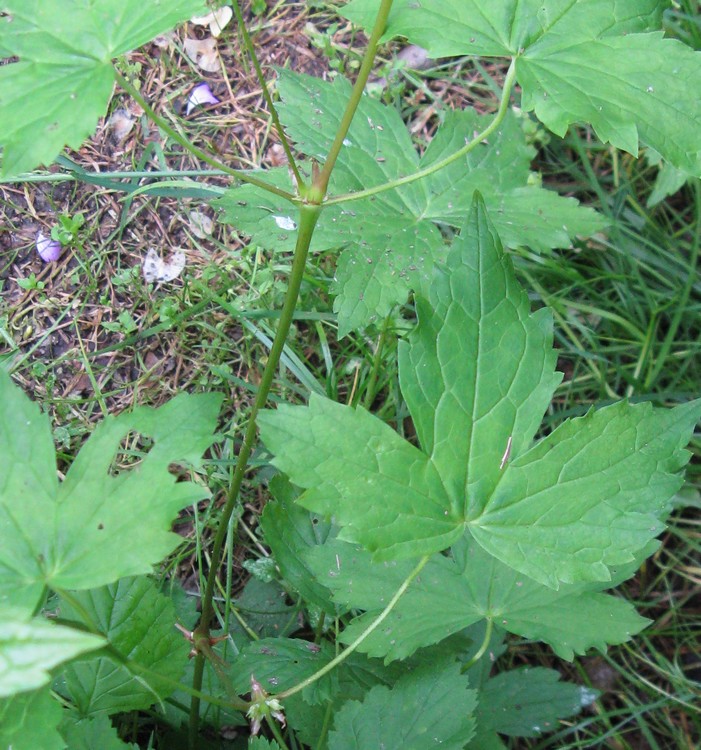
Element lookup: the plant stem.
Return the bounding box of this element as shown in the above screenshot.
[323,58,518,206]
[113,69,296,202]
[274,554,429,701]
[461,619,494,672]
[188,204,321,748]
[230,0,304,190]
[315,0,395,196]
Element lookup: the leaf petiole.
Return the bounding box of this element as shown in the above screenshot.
[274,554,430,701]
[323,58,518,207]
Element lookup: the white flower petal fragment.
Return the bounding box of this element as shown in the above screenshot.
[186,83,220,115]
[36,231,61,262]
[273,215,297,231]
[142,248,186,285]
[191,6,233,38]
[183,37,220,73]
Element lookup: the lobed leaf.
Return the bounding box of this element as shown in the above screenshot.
[0,0,208,176]
[473,667,598,739]
[59,576,190,716]
[260,476,337,614]
[261,195,701,588]
[327,656,477,750]
[305,538,649,662]
[216,71,604,333]
[0,607,105,698]
[343,0,701,175]
[0,687,63,750]
[258,394,462,560]
[0,369,222,610]
[59,713,139,749]
[230,638,337,706]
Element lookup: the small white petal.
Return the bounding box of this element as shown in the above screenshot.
[36,231,62,262]
[273,216,297,231]
[186,83,220,115]
[183,37,220,73]
[188,209,213,238]
[142,248,186,285]
[191,7,233,37]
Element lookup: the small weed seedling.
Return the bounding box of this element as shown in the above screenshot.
[0,2,700,749]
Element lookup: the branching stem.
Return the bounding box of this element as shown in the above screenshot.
[324,58,518,206]
[315,0,395,196]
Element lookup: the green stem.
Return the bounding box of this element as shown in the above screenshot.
[461,619,494,672]
[113,69,296,202]
[188,204,321,748]
[323,58,518,206]
[274,554,429,701]
[315,0,395,196]
[230,0,304,189]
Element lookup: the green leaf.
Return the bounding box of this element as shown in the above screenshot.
[0,607,105,698]
[328,656,477,750]
[230,638,337,706]
[216,72,604,333]
[259,394,462,560]
[343,0,701,175]
[474,667,598,739]
[59,713,138,749]
[343,0,667,55]
[0,687,64,750]
[0,369,222,609]
[472,397,701,587]
[249,739,283,750]
[231,578,299,641]
[0,0,207,176]
[305,538,649,662]
[399,195,562,504]
[260,195,701,587]
[260,476,337,614]
[59,576,190,716]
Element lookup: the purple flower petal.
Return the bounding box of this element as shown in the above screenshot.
[186,82,220,115]
[36,231,62,262]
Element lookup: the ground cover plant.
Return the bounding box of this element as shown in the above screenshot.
[1,1,700,749]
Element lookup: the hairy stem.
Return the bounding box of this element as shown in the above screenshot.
[188,204,320,747]
[230,0,304,189]
[188,3,397,742]
[315,0,395,196]
[113,70,296,202]
[274,554,429,701]
[323,58,518,206]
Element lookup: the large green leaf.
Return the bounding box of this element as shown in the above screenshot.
[327,656,477,750]
[0,0,207,176]
[260,476,337,614]
[473,667,597,740]
[259,196,701,587]
[260,394,461,560]
[305,538,649,662]
[59,714,139,749]
[0,369,222,610]
[59,576,190,716]
[230,638,337,706]
[0,687,64,750]
[343,0,701,175]
[0,607,105,698]
[216,71,604,333]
